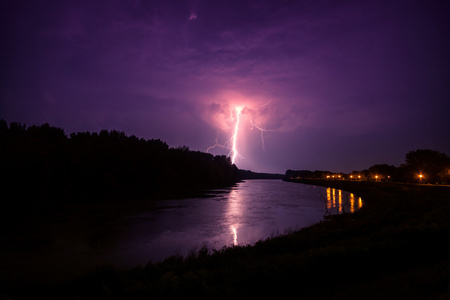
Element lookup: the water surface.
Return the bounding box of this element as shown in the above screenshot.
[0,180,361,283]
[102,180,362,267]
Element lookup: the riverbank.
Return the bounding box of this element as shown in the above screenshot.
[2,180,450,299]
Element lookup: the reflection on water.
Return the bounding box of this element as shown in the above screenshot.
[326,188,363,214]
[227,187,243,246]
[1,180,363,283]
[231,226,238,246]
[225,184,363,247]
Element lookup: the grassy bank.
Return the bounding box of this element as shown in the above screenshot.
[2,180,450,299]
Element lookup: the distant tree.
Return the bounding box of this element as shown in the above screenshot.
[363,164,399,181]
[0,119,7,132]
[1,120,239,203]
[176,145,190,152]
[284,170,332,180]
[284,170,314,179]
[8,122,27,137]
[27,123,67,140]
[402,149,449,183]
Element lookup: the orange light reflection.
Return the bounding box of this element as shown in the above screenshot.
[326,188,362,214]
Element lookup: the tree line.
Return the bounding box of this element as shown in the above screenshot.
[285,149,450,184]
[0,120,239,202]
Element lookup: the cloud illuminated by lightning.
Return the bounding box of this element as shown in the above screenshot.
[206,100,276,166]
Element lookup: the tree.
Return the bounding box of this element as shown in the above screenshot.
[1,120,240,202]
[402,149,449,183]
[363,164,398,181]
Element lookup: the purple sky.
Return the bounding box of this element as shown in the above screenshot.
[1,0,449,174]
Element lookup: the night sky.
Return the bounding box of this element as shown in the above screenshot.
[1,0,449,174]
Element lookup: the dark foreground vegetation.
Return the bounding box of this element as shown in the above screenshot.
[2,180,449,299]
[0,120,239,203]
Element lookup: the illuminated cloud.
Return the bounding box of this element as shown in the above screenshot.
[1,0,449,173]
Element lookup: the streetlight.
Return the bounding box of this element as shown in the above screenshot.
[419,174,423,183]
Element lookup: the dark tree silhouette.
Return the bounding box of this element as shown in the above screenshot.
[362,164,399,181]
[0,120,239,204]
[284,149,449,184]
[401,149,450,183]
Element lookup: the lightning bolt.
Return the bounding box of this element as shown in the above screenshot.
[206,135,227,153]
[250,119,266,150]
[230,106,243,164]
[249,99,276,151]
[206,102,276,166]
[206,106,243,164]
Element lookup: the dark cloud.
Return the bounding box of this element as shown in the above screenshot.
[1,0,449,173]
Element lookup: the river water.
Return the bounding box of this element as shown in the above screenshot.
[1,180,361,283]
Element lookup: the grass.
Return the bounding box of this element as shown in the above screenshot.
[2,180,450,299]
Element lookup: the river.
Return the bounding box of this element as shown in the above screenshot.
[0,179,362,283]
